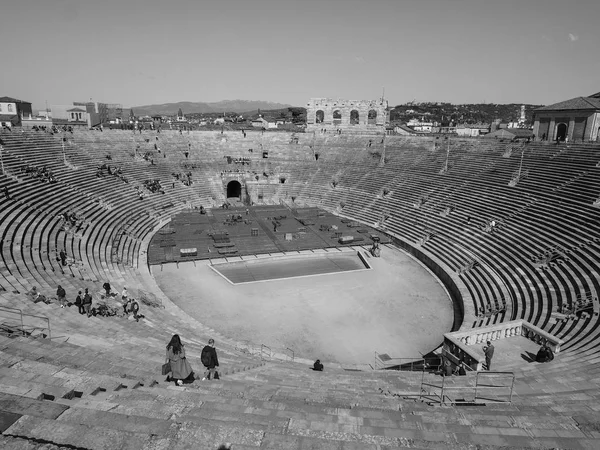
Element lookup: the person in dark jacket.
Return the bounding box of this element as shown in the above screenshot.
[201,338,219,380]
[59,250,67,266]
[102,282,111,297]
[75,290,84,314]
[82,288,93,317]
[535,343,554,363]
[312,359,324,371]
[56,285,67,308]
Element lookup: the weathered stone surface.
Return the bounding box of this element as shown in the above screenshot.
[0,410,22,433]
[0,392,69,419]
[4,415,152,450]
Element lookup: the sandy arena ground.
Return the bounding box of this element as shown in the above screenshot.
[151,246,454,365]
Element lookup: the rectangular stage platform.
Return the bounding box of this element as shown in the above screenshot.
[147,205,389,265]
[210,250,371,284]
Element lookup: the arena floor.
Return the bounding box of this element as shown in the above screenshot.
[151,244,454,365]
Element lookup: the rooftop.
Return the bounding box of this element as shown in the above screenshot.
[0,96,31,104]
[536,96,600,111]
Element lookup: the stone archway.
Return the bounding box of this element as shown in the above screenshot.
[333,110,342,126]
[315,110,324,124]
[227,180,242,199]
[556,123,567,141]
[368,109,377,125]
[350,110,359,125]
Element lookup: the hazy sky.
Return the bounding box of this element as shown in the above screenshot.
[2,0,599,111]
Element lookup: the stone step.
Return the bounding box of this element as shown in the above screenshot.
[0,391,69,420]
[3,415,153,450]
[0,434,70,450]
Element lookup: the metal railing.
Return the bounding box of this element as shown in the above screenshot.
[0,305,51,340]
[419,371,515,405]
[260,344,271,360]
[285,347,295,362]
[234,340,295,362]
[374,352,442,372]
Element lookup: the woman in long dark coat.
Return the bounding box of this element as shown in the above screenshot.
[166,334,193,385]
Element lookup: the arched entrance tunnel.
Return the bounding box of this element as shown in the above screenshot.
[556,123,567,141]
[226,180,242,199]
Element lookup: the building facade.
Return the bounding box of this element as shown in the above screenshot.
[0,96,33,127]
[533,93,600,142]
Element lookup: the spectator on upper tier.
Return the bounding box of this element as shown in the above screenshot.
[59,250,67,266]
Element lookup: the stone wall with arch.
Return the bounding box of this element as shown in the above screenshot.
[306,98,389,131]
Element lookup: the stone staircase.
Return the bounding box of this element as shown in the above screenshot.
[1,325,600,449]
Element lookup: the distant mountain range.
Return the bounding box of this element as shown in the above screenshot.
[131,100,293,116]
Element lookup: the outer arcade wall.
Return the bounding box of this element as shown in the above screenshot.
[306,98,389,132]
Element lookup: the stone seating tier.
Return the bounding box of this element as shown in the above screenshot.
[1,129,600,448]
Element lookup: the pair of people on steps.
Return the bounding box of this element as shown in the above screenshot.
[165,336,219,385]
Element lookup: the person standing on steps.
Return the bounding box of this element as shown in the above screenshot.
[75,290,84,314]
[165,334,194,386]
[82,288,93,317]
[56,285,67,308]
[483,341,495,370]
[201,338,219,380]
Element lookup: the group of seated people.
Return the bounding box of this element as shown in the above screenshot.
[558,299,593,317]
[220,168,244,176]
[225,156,251,165]
[27,281,145,321]
[535,342,555,363]
[143,179,164,194]
[96,163,128,183]
[60,210,85,228]
[21,164,56,183]
[224,213,248,225]
[30,125,49,132]
[172,172,193,186]
[182,162,200,170]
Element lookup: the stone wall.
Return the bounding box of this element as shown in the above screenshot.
[305,98,388,131]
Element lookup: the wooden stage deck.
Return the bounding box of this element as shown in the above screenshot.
[147,205,389,265]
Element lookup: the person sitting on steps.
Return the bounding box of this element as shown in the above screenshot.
[312,359,324,371]
[535,342,555,363]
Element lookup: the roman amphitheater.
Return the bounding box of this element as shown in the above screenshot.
[0,106,599,449]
